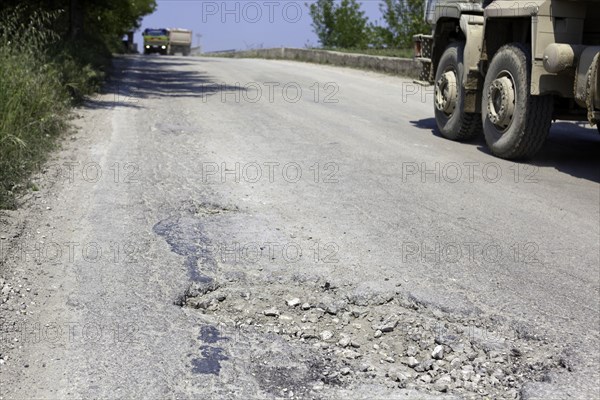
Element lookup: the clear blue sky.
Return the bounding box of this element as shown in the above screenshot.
[136,1,385,53]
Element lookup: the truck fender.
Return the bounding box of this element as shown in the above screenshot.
[574,47,600,124]
[459,14,485,113]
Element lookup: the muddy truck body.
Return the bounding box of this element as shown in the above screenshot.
[167,29,192,56]
[414,0,600,159]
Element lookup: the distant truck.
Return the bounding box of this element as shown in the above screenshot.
[414,0,600,159]
[142,28,169,55]
[167,28,192,56]
[142,28,192,56]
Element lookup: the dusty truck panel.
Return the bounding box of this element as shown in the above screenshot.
[168,28,192,56]
[414,0,600,159]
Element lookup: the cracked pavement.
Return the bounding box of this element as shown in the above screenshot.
[0,55,599,399]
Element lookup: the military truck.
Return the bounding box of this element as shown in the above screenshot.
[414,0,600,159]
[142,28,169,55]
[167,28,192,56]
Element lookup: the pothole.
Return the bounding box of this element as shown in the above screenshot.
[160,201,571,398]
[179,275,569,399]
[152,122,198,136]
[175,280,224,308]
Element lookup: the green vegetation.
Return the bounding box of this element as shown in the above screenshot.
[308,0,371,49]
[0,1,156,208]
[307,0,429,51]
[375,0,430,49]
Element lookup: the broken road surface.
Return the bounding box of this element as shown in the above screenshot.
[1,55,599,399]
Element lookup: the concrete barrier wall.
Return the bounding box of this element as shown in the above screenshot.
[206,48,421,79]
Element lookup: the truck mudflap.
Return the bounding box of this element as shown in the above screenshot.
[413,34,434,85]
[574,47,600,125]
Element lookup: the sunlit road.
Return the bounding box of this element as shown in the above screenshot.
[1,55,598,399]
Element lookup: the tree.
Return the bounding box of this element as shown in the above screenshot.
[0,0,156,44]
[86,0,157,40]
[377,0,429,48]
[307,0,370,49]
[307,0,336,47]
[331,0,370,48]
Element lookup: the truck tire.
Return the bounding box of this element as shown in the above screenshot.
[434,42,481,141]
[482,43,553,159]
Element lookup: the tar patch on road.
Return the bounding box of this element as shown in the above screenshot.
[191,325,230,375]
[152,216,214,282]
[191,346,230,375]
[199,325,228,343]
[152,201,236,283]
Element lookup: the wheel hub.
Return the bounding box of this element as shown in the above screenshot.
[487,75,516,130]
[435,70,458,115]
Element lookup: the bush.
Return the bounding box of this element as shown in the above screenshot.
[51,36,111,100]
[308,0,371,49]
[0,8,110,208]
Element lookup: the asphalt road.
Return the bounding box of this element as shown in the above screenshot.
[0,55,598,399]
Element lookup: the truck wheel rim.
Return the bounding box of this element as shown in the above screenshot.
[435,69,458,115]
[487,71,516,131]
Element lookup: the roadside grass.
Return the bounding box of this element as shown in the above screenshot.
[0,8,110,209]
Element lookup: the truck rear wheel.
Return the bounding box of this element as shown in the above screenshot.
[482,43,553,159]
[434,42,481,141]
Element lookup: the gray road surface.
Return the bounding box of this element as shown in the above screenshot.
[0,55,598,399]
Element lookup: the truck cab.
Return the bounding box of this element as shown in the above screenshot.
[143,28,169,55]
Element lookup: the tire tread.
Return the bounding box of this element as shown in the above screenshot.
[458,112,482,141]
[435,42,481,141]
[483,43,553,160]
